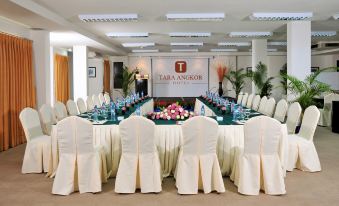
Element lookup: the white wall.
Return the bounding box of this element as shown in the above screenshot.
[88,58,104,96]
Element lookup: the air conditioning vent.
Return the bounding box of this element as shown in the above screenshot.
[311,41,339,50]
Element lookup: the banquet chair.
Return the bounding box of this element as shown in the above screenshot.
[175,116,225,194]
[287,106,321,172]
[237,93,243,104]
[104,93,111,104]
[66,100,80,116]
[318,93,339,127]
[246,94,254,108]
[52,116,108,195]
[286,102,302,134]
[115,116,162,193]
[19,108,51,173]
[264,97,276,117]
[258,96,268,114]
[39,104,57,136]
[234,116,286,195]
[98,93,105,105]
[92,94,101,107]
[86,97,95,111]
[252,95,261,111]
[241,93,249,107]
[54,101,68,121]
[274,99,288,123]
[77,98,87,114]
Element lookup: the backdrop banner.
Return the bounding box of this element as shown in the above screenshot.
[152,58,209,97]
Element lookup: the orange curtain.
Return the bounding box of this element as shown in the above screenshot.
[54,54,69,104]
[0,33,37,152]
[103,60,110,93]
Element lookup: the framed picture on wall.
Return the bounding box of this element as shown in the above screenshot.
[311,67,319,73]
[88,67,96,78]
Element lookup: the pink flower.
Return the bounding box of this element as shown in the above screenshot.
[171,114,176,120]
[156,114,160,119]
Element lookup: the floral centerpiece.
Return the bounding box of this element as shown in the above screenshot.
[147,103,195,120]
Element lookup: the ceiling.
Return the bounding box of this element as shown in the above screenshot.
[1,0,339,55]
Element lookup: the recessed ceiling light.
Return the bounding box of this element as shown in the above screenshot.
[218,42,251,46]
[171,49,198,52]
[268,41,287,46]
[169,32,211,37]
[211,49,238,52]
[166,13,225,21]
[311,31,337,37]
[132,49,159,53]
[333,14,339,20]
[79,14,138,22]
[106,32,149,38]
[122,43,155,47]
[250,12,313,21]
[229,32,272,37]
[170,42,203,46]
[249,48,278,52]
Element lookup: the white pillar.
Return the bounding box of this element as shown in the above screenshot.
[287,21,311,100]
[252,39,267,93]
[73,45,88,101]
[30,30,51,107]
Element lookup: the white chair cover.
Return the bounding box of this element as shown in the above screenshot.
[264,97,276,117]
[236,116,286,195]
[241,93,249,107]
[92,94,101,107]
[86,97,95,111]
[77,98,87,114]
[115,116,162,193]
[258,96,268,114]
[237,93,243,104]
[274,99,288,122]
[19,108,51,173]
[39,104,57,136]
[246,94,254,108]
[66,100,79,116]
[52,117,108,195]
[252,95,261,111]
[318,93,339,127]
[175,116,225,194]
[54,102,68,121]
[287,106,321,172]
[104,93,111,104]
[286,102,302,134]
[98,93,105,105]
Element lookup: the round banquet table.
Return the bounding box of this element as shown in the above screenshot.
[47,97,288,178]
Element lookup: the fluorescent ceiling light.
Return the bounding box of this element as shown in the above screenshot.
[79,14,138,22]
[268,41,287,46]
[169,32,211,37]
[170,42,203,46]
[333,14,339,20]
[106,32,149,37]
[132,49,159,53]
[166,13,224,21]
[218,42,251,46]
[211,49,238,52]
[171,49,198,52]
[311,31,337,37]
[249,48,278,52]
[229,32,272,37]
[122,43,155,47]
[250,12,312,21]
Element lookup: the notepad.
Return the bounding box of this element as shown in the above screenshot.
[216,116,224,121]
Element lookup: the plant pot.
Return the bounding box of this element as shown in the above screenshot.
[218,82,223,97]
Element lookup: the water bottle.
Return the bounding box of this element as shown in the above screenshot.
[201,105,205,116]
[233,108,239,121]
[231,102,235,113]
[110,102,116,121]
[141,91,144,98]
[136,105,141,116]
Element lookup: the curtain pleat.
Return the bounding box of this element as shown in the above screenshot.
[0,33,37,152]
[54,54,70,104]
[103,60,110,93]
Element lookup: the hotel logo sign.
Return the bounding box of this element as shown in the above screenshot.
[175,61,187,73]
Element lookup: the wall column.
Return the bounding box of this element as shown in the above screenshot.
[73,45,88,101]
[252,39,267,94]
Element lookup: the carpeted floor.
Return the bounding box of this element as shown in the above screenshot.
[0,126,339,206]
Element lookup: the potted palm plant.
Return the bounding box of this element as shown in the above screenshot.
[279,63,287,99]
[116,66,138,98]
[249,61,274,97]
[224,68,249,99]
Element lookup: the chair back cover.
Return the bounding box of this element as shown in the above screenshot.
[39,104,57,135]
[252,95,261,111]
[77,98,87,114]
[104,93,111,104]
[86,97,95,111]
[274,99,288,122]
[98,93,105,105]
[19,108,44,141]
[286,102,302,134]
[264,97,276,117]
[258,96,268,113]
[298,106,320,141]
[92,94,101,107]
[54,102,68,121]
[66,100,79,116]
[237,94,243,104]
[246,94,254,108]
[241,93,249,106]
